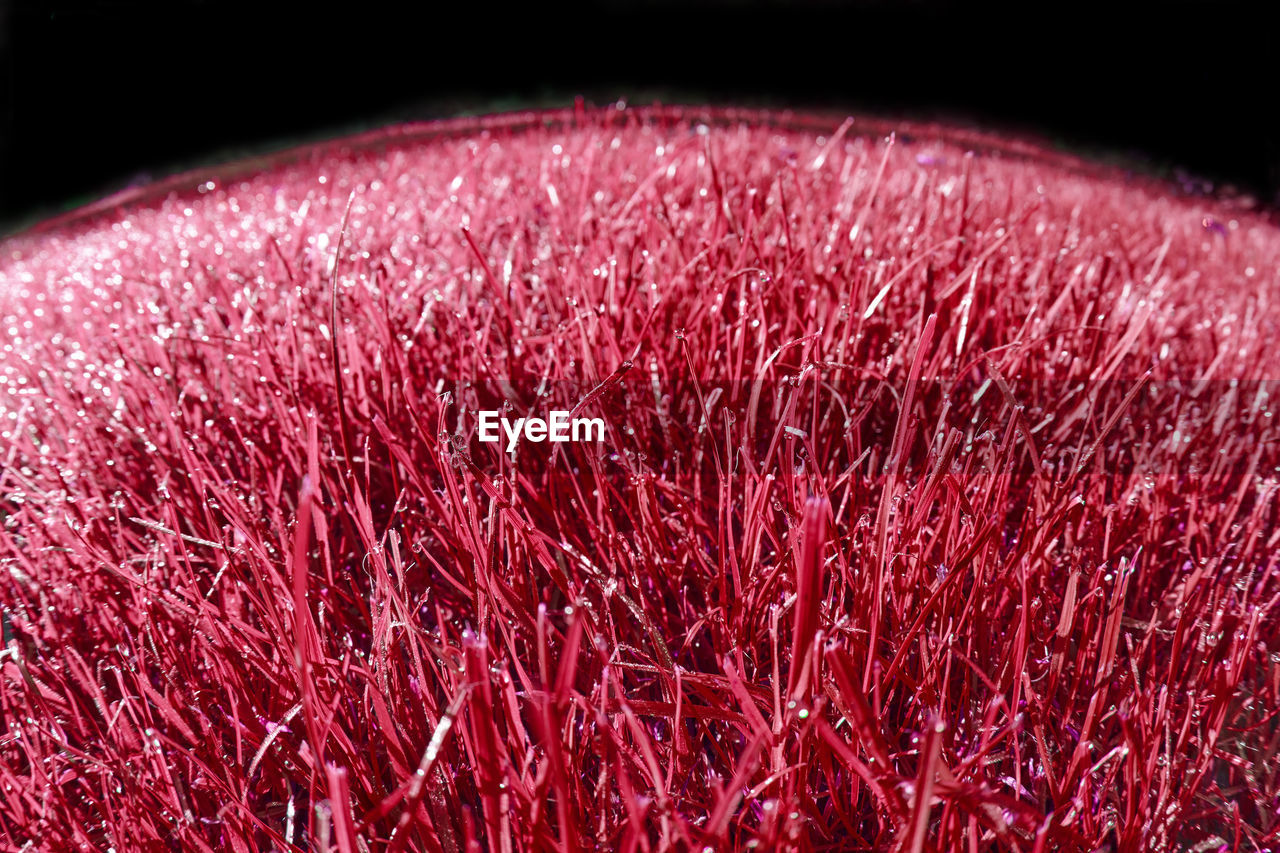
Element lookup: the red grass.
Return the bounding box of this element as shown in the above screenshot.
[1,105,1279,851]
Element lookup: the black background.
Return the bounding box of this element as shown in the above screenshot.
[1,0,1276,232]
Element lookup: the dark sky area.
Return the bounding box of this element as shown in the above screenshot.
[1,0,1276,232]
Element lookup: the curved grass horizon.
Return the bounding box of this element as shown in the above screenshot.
[2,105,1278,852]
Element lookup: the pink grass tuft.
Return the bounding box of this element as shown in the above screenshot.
[1,105,1279,851]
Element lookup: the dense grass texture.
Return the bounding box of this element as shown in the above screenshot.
[2,106,1279,851]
